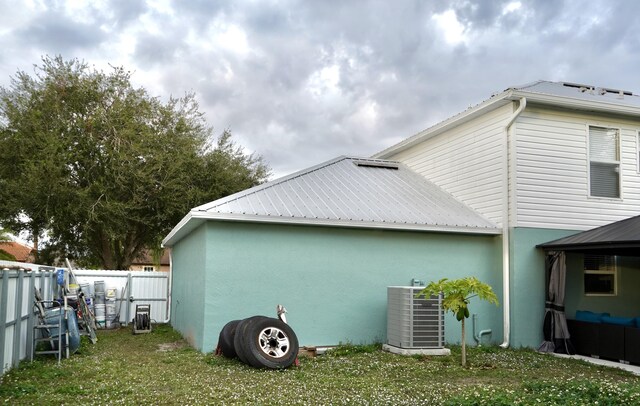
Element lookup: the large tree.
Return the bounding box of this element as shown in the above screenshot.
[0,56,269,269]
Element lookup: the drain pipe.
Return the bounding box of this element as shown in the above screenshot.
[472,314,492,346]
[162,249,173,323]
[500,97,526,349]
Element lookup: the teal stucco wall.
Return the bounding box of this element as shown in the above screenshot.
[170,221,504,353]
[509,227,578,348]
[170,224,208,349]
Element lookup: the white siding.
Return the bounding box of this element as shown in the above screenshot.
[389,104,514,226]
[515,106,640,230]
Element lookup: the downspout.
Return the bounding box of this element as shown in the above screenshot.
[162,249,173,323]
[500,97,526,349]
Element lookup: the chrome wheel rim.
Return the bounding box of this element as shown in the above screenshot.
[258,327,290,358]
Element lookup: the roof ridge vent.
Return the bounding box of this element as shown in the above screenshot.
[352,159,399,169]
[600,87,633,96]
[563,82,633,97]
[563,82,594,91]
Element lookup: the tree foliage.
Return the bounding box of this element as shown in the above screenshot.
[0,56,270,269]
[418,277,498,367]
[0,228,15,260]
[0,228,10,242]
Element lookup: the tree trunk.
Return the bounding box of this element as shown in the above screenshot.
[461,317,466,367]
[32,229,39,263]
[99,232,116,269]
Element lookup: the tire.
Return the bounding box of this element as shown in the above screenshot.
[234,316,269,365]
[218,320,241,358]
[242,317,299,369]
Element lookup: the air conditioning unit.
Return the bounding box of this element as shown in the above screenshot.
[386,286,445,350]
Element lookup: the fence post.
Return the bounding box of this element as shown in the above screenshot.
[11,270,25,368]
[125,272,133,326]
[26,271,36,362]
[0,270,9,373]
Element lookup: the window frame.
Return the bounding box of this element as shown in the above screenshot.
[586,124,622,199]
[583,254,617,296]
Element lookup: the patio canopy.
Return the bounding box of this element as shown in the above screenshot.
[537,215,640,256]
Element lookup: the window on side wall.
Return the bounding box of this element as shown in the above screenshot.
[143,266,155,272]
[588,126,621,198]
[584,254,617,296]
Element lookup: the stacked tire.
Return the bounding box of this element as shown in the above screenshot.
[217,316,299,369]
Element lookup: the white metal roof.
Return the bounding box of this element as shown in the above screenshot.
[163,156,499,246]
[374,80,640,159]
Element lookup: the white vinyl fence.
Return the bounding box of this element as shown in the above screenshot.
[0,260,170,376]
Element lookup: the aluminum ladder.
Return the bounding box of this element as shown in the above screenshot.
[31,298,69,364]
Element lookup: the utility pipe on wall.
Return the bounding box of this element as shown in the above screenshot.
[472,314,492,346]
[500,97,526,349]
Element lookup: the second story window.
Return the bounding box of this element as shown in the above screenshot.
[589,126,620,198]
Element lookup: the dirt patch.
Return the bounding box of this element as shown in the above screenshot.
[157,341,187,352]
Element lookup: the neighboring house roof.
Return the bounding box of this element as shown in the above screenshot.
[163,156,500,246]
[132,249,170,266]
[0,241,34,262]
[374,80,640,158]
[537,214,640,256]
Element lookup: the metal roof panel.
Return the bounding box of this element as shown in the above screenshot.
[192,156,498,232]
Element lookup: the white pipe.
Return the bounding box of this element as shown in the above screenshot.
[472,314,481,343]
[500,97,526,349]
[472,313,493,346]
[162,249,173,323]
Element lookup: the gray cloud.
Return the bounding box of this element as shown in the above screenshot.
[16,12,107,53]
[1,0,639,177]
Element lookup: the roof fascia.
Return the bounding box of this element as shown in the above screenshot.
[172,211,501,236]
[507,90,640,117]
[162,211,208,247]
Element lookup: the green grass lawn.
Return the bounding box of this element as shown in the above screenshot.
[1,324,639,405]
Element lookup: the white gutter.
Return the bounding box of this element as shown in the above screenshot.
[163,210,501,247]
[508,91,640,118]
[500,97,526,349]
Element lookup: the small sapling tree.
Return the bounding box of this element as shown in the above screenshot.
[417,277,498,367]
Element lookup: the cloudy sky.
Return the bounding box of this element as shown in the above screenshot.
[1,0,639,178]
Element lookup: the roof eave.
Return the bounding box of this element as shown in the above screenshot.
[162,211,209,247]
[509,90,640,117]
[166,212,501,238]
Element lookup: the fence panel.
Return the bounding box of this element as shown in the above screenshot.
[0,264,56,375]
[72,270,169,325]
[1,261,169,376]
